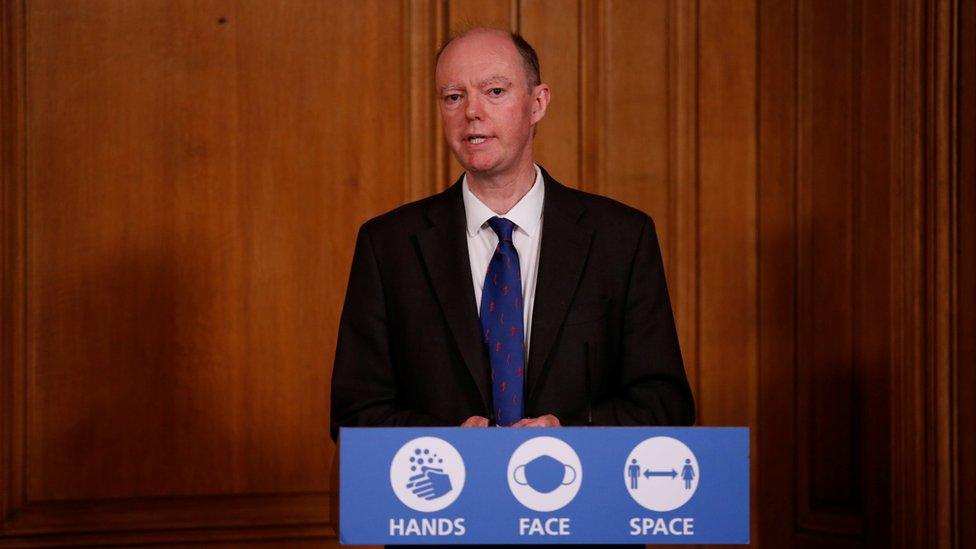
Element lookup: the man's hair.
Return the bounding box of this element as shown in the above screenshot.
[436,27,541,90]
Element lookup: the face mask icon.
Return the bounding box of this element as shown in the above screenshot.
[512,454,577,493]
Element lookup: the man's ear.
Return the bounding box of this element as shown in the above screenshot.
[530,84,551,125]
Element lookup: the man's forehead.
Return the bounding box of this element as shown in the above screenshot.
[436,31,522,79]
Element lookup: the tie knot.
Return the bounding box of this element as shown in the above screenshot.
[487,217,516,242]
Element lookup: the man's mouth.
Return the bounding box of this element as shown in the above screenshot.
[466,135,491,144]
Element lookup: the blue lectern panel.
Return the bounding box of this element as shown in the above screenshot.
[339,427,748,545]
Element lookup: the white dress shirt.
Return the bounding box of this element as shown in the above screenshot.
[462,165,545,355]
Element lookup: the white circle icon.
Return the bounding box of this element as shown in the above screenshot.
[507,436,582,512]
[390,437,465,512]
[624,436,699,512]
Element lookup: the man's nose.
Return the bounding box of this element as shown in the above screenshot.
[465,95,483,120]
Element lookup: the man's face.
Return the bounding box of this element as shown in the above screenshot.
[435,31,548,178]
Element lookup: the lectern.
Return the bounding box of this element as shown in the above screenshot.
[339,427,748,545]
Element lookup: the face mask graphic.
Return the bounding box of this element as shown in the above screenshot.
[513,454,577,493]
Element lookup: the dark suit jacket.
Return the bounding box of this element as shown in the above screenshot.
[330,168,694,440]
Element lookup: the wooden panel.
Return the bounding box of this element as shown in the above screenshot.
[757,0,798,545]
[26,0,403,501]
[795,0,892,541]
[406,0,448,201]
[795,0,861,530]
[696,0,757,429]
[1,493,333,544]
[28,0,245,501]
[885,0,969,545]
[521,0,581,186]
[579,0,606,196]
[602,0,670,230]
[926,0,960,544]
[1,0,29,533]
[669,0,700,394]
[759,0,895,546]
[958,3,976,547]
[888,0,927,545]
[850,0,892,542]
[447,0,513,30]
[4,0,406,543]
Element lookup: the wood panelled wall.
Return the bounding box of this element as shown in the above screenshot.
[1,0,970,547]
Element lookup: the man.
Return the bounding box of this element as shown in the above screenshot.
[330,28,694,439]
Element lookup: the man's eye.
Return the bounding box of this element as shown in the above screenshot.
[488,88,505,96]
[444,94,462,103]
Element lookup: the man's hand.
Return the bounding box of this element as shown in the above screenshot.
[460,415,489,427]
[512,414,561,427]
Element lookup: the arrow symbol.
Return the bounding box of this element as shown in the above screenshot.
[643,468,678,479]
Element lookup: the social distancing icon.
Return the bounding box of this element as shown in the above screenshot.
[624,436,699,512]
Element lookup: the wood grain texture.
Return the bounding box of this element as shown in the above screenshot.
[447,0,513,30]
[958,2,975,547]
[521,0,581,187]
[757,0,965,547]
[4,0,407,544]
[1,0,29,529]
[669,0,700,402]
[406,0,448,201]
[602,0,670,230]
[758,0,896,545]
[579,0,606,196]
[889,0,927,545]
[757,1,798,546]
[853,1,894,543]
[795,0,862,533]
[797,0,895,539]
[926,2,958,546]
[696,0,757,430]
[889,0,966,547]
[24,0,404,500]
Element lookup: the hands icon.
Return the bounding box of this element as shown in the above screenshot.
[394,442,462,510]
[406,466,453,500]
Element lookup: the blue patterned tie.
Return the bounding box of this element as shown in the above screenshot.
[480,217,525,426]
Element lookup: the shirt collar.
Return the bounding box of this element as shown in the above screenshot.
[462,164,545,238]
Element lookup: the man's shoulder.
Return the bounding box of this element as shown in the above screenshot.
[358,185,456,237]
[573,187,650,224]
[544,173,654,233]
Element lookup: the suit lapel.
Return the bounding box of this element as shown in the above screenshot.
[415,181,492,412]
[526,172,594,402]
